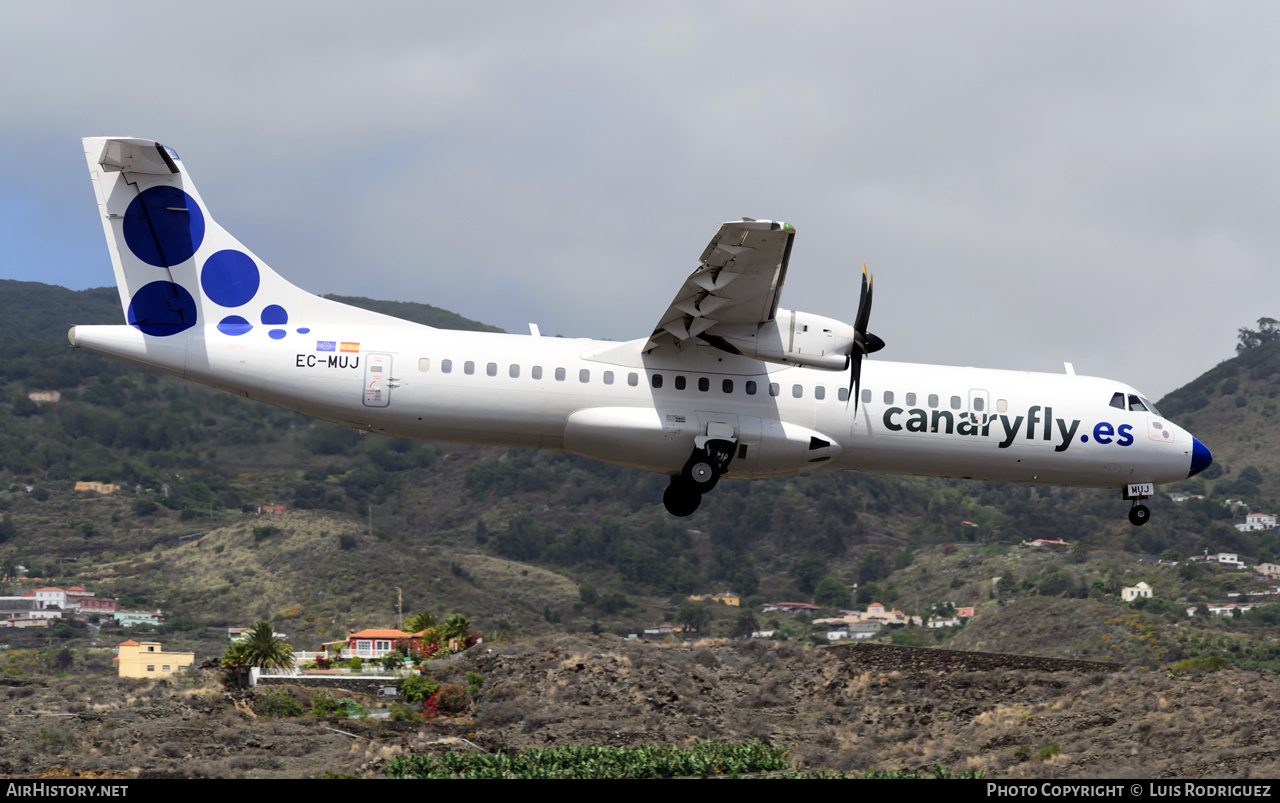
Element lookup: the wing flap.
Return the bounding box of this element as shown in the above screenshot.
[645,219,795,353]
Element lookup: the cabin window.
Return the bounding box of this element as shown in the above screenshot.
[441,359,452,373]
[464,361,475,375]
[555,367,566,381]
[883,391,893,404]
[1128,394,1148,412]
[604,371,614,385]
[628,372,638,387]
[862,389,871,404]
[698,377,709,392]
[1109,392,1125,410]
[722,379,733,393]
[905,392,917,406]
[838,387,849,402]
[928,394,939,408]
[418,358,430,372]
[815,386,826,400]
[532,366,543,380]
[509,364,519,378]
[579,369,590,383]
[973,397,984,412]
[997,399,1008,413]
[652,374,663,389]
[675,375,687,390]
[951,395,961,410]
[769,383,781,397]
[746,380,757,395]
[792,384,804,398]
[487,362,497,377]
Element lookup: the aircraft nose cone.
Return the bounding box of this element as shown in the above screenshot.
[1189,437,1213,478]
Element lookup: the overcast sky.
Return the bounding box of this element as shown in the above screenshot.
[2,2,1277,398]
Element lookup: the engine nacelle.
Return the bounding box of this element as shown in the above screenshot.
[712,309,853,370]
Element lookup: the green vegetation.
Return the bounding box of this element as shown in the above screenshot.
[1170,656,1232,674]
[382,741,982,779]
[254,690,304,718]
[383,741,792,779]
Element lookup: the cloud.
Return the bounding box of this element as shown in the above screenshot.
[2,2,1278,395]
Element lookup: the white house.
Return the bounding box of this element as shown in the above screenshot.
[1122,582,1153,602]
[1236,513,1277,533]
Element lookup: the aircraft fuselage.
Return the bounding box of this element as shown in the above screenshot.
[71,321,1200,489]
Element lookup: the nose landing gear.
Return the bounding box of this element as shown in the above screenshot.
[1123,482,1153,526]
[662,438,736,517]
[1128,503,1150,526]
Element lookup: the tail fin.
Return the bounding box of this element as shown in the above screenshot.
[83,137,381,340]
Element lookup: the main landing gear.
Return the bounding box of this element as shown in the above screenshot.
[662,439,736,517]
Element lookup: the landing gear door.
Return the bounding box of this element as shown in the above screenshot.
[737,415,762,461]
[363,353,393,408]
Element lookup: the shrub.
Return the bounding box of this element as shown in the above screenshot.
[1035,745,1061,761]
[465,671,483,700]
[254,690,303,718]
[310,695,345,717]
[401,674,440,703]
[433,684,471,716]
[390,703,425,723]
[1170,656,1232,674]
[336,697,367,718]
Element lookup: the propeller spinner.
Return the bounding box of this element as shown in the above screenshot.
[847,265,885,415]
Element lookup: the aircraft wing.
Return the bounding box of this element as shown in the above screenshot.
[644,219,795,353]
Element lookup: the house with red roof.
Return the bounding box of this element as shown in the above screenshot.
[341,629,413,659]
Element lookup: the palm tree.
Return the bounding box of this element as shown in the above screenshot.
[732,612,759,640]
[440,614,471,641]
[403,610,436,634]
[222,621,294,686]
[676,602,711,634]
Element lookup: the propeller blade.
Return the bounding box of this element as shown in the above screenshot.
[848,354,861,415]
[853,265,872,336]
[847,264,884,417]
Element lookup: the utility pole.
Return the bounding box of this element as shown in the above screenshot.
[396,587,403,630]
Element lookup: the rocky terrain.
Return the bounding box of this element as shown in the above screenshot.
[2,636,1278,779]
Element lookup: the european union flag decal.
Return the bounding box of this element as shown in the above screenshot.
[316,341,336,352]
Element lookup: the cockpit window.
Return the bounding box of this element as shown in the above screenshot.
[1128,394,1148,413]
[1109,392,1125,410]
[1141,396,1161,416]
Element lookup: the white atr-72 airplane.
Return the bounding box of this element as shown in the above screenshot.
[70,137,1212,524]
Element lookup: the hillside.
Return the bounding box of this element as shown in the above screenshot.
[2,636,1277,779]
[2,282,1280,671]
[1159,337,1280,503]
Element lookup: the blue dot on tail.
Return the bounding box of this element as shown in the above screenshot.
[122,187,205,268]
[217,315,252,336]
[269,329,286,340]
[261,304,288,325]
[297,327,310,334]
[126,281,198,336]
[201,250,260,307]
